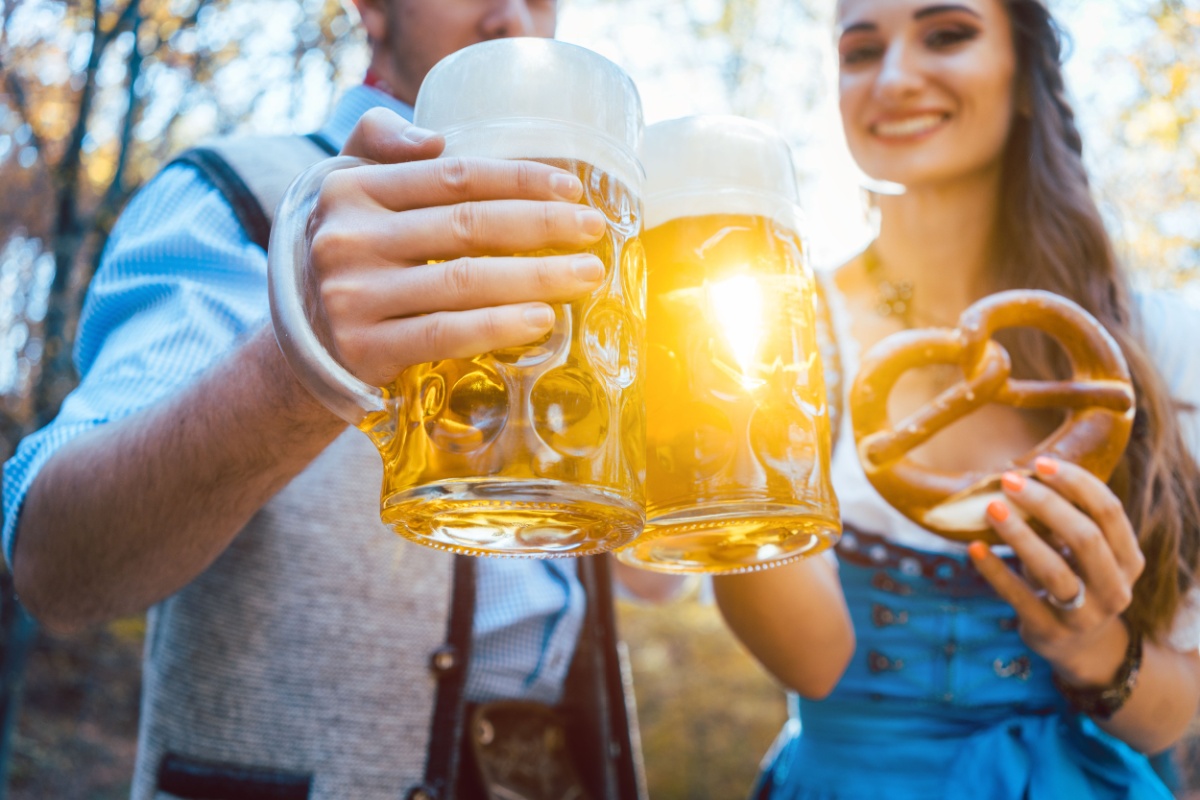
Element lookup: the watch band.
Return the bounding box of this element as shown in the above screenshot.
[1051,624,1143,720]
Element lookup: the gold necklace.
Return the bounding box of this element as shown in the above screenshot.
[862,246,916,328]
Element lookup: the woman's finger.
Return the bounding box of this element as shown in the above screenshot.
[320,255,606,321]
[334,303,557,386]
[1032,457,1144,582]
[967,539,1060,636]
[985,498,1087,610]
[998,470,1128,608]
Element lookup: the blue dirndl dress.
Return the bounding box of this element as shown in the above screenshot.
[755,280,1199,800]
[752,526,1172,800]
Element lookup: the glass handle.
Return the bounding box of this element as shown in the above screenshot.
[267,156,386,426]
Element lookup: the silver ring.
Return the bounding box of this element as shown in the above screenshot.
[1045,580,1086,612]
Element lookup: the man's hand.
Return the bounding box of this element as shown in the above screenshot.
[311,108,608,387]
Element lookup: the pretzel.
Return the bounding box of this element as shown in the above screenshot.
[851,290,1135,544]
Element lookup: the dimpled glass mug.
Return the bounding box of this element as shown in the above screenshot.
[269,39,647,557]
[616,116,841,574]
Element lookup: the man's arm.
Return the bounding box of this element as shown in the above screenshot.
[13,110,609,634]
[15,328,343,633]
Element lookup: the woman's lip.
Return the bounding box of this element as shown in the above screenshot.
[869,112,950,139]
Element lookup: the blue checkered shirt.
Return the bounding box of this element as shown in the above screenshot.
[2,85,586,705]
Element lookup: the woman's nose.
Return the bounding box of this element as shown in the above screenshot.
[874,43,926,102]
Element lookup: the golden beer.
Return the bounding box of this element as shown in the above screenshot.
[617,117,840,574]
[366,157,646,555]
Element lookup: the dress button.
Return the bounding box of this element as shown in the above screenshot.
[993,655,1032,679]
[871,603,909,627]
[871,572,913,596]
[868,650,904,673]
[429,645,460,675]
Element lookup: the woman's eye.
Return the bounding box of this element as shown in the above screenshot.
[842,45,884,66]
[925,26,979,49]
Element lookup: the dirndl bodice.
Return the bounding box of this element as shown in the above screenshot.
[753,526,1172,800]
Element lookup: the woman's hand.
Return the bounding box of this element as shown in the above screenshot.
[968,456,1145,688]
[309,107,608,387]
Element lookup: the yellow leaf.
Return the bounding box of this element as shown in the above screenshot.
[1170,62,1189,98]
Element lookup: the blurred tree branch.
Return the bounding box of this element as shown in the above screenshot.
[37,0,144,422]
[1,0,361,433]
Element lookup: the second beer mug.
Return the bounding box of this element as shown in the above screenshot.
[617,116,840,574]
[269,39,647,557]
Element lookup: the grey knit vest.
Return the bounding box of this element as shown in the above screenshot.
[132,430,457,799]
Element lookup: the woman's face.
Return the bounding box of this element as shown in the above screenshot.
[836,0,1019,190]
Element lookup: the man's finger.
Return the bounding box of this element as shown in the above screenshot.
[338,303,558,386]
[320,255,606,320]
[340,106,445,163]
[387,199,607,261]
[349,157,585,212]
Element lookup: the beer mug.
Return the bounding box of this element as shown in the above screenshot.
[616,116,840,574]
[269,39,647,557]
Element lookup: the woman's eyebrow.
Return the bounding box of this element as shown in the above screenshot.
[839,20,878,36]
[839,4,981,36]
[913,4,984,20]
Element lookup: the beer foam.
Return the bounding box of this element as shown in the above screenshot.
[415,39,644,190]
[643,116,800,230]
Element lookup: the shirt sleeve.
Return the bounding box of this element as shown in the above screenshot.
[1136,292,1200,651]
[2,163,270,565]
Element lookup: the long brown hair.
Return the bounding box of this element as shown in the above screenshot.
[991,0,1200,639]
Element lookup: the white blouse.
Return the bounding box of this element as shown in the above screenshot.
[822,278,1200,652]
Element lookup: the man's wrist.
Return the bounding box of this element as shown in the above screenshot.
[248,325,345,433]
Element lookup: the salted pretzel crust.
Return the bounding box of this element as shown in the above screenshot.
[851,290,1135,544]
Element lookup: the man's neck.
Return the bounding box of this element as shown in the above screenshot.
[367,54,418,106]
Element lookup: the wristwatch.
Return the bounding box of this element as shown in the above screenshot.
[1051,624,1143,720]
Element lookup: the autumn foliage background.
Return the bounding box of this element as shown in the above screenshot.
[1,0,1199,797]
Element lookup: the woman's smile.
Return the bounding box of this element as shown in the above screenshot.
[870,111,951,141]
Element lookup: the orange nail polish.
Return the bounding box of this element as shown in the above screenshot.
[968,541,990,561]
[1001,472,1025,493]
[1035,456,1059,477]
[987,500,1010,522]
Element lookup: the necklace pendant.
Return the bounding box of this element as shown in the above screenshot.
[863,247,917,326]
[876,278,914,320]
